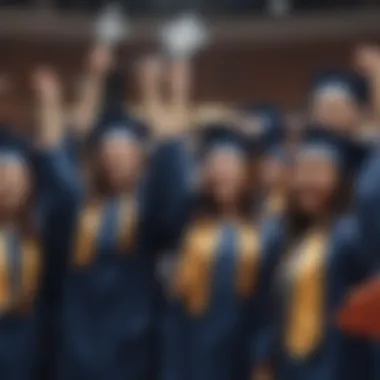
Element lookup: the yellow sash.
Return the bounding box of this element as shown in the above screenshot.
[73,197,138,267]
[173,220,220,316]
[235,223,261,297]
[17,238,41,312]
[73,200,103,267]
[285,229,328,359]
[0,232,41,314]
[174,220,261,316]
[0,232,10,310]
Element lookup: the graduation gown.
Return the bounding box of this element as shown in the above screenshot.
[54,140,185,380]
[356,149,380,271]
[355,149,380,380]
[156,140,283,380]
[260,216,373,380]
[0,147,79,380]
[0,229,41,380]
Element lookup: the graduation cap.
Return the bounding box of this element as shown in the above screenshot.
[298,126,368,177]
[0,126,32,165]
[310,69,369,105]
[238,103,286,153]
[88,109,150,148]
[197,123,250,160]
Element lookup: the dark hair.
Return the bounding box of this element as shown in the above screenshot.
[194,192,254,222]
[15,163,38,239]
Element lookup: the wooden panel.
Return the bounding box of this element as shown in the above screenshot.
[0,37,380,128]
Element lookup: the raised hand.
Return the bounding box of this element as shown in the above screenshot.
[71,44,115,137]
[32,67,63,148]
[135,55,166,131]
[88,44,114,77]
[32,67,61,100]
[169,59,192,106]
[355,45,380,77]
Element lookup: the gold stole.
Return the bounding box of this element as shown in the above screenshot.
[0,232,41,313]
[16,238,41,312]
[285,229,328,359]
[0,232,10,310]
[235,223,261,298]
[173,219,261,317]
[73,196,138,267]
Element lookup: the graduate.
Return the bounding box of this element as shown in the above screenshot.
[53,51,198,380]
[0,129,45,380]
[0,68,79,380]
[54,115,178,380]
[309,69,369,135]
[159,120,285,380]
[254,127,373,380]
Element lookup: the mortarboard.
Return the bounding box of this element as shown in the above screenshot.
[310,69,369,105]
[197,123,250,160]
[298,126,368,177]
[238,103,286,153]
[88,109,150,148]
[0,126,32,165]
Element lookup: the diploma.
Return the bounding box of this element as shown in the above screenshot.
[94,3,129,46]
[161,13,209,59]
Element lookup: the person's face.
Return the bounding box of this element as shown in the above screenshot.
[98,136,144,192]
[291,154,339,216]
[202,148,247,205]
[0,160,32,215]
[311,93,361,133]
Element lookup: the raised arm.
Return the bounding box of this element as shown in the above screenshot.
[70,44,114,139]
[356,45,380,129]
[142,57,194,248]
[32,67,81,200]
[32,68,82,378]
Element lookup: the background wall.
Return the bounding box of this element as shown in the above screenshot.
[0,33,379,127]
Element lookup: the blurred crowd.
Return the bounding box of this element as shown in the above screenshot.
[2,19,380,380]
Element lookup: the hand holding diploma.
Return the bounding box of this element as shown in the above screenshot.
[95,3,128,47]
[161,13,209,60]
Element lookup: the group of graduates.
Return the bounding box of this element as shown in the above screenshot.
[2,42,380,380]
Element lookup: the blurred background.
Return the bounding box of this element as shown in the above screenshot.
[0,0,380,127]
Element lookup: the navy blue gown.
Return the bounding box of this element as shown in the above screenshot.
[0,147,79,380]
[157,140,283,380]
[255,216,374,380]
[54,140,185,380]
[355,149,380,380]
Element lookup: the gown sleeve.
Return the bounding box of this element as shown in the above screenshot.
[325,216,374,380]
[143,138,193,251]
[356,151,380,271]
[250,217,285,368]
[34,145,82,379]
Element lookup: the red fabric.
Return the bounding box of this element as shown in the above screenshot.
[337,278,380,338]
